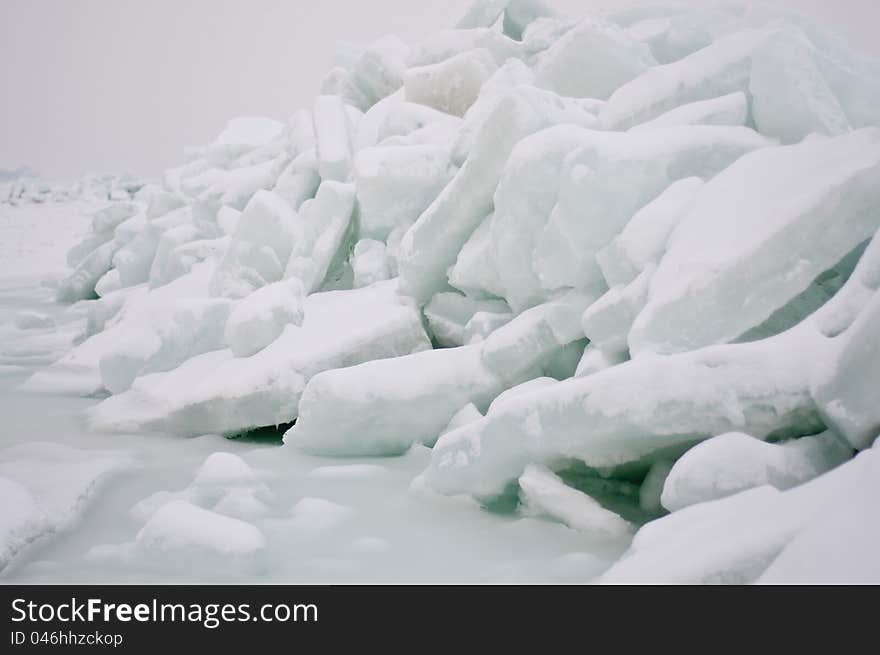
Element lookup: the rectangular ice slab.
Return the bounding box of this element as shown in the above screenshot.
[288,344,508,457]
[289,292,589,457]
[23,264,215,396]
[813,291,880,451]
[629,128,880,356]
[629,92,748,132]
[398,86,597,304]
[534,18,655,100]
[532,126,771,296]
[285,181,356,294]
[519,464,634,547]
[660,431,852,512]
[600,444,880,584]
[353,145,454,241]
[87,281,430,436]
[404,49,498,117]
[428,327,826,498]
[313,95,354,182]
[600,29,774,130]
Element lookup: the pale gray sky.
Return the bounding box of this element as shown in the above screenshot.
[2,0,879,181]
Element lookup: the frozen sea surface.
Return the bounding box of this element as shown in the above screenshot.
[0,202,616,583]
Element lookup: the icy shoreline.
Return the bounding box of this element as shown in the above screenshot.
[2,0,880,583]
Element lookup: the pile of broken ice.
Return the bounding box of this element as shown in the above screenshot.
[1,172,149,206]
[25,0,880,582]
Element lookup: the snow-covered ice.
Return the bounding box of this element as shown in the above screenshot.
[3,0,880,584]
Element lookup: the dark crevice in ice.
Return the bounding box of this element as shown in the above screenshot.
[224,420,295,444]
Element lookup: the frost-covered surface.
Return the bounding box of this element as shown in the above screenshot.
[0,443,128,571]
[3,0,880,583]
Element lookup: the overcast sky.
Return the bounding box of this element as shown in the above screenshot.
[2,0,879,181]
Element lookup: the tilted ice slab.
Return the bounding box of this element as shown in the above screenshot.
[629,128,880,356]
[87,280,430,436]
[404,48,498,118]
[99,297,233,394]
[579,266,652,353]
[284,181,356,295]
[353,144,454,242]
[224,278,305,358]
[481,125,610,312]
[0,442,128,571]
[289,344,509,457]
[205,116,285,167]
[210,190,301,299]
[407,27,521,68]
[22,263,216,396]
[454,0,508,30]
[449,59,536,166]
[428,222,880,499]
[531,125,772,297]
[756,443,880,584]
[813,290,880,451]
[519,465,635,547]
[313,95,355,183]
[534,17,656,100]
[397,85,597,304]
[56,204,141,302]
[290,291,591,457]
[333,35,409,112]
[452,125,754,310]
[596,176,703,288]
[428,329,824,498]
[422,291,510,348]
[351,239,392,288]
[628,92,748,132]
[660,431,852,512]
[749,27,850,145]
[608,2,747,65]
[600,439,880,584]
[272,151,320,212]
[600,28,774,130]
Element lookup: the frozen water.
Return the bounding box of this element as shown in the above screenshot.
[534,18,656,100]
[289,344,509,457]
[428,327,826,498]
[314,95,354,182]
[407,28,521,68]
[813,291,880,450]
[87,281,430,436]
[351,239,391,288]
[399,86,597,304]
[750,27,850,144]
[596,176,703,288]
[353,144,454,241]
[423,292,510,347]
[601,443,880,584]
[0,442,128,571]
[661,431,853,512]
[519,465,634,547]
[285,181,356,294]
[630,128,880,356]
[4,1,880,584]
[224,278,305,358]
[404,48,499,117]
[211,190,298,299]
[629,92,748,132]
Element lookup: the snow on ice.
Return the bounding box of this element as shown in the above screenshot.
[3,0,880,583]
